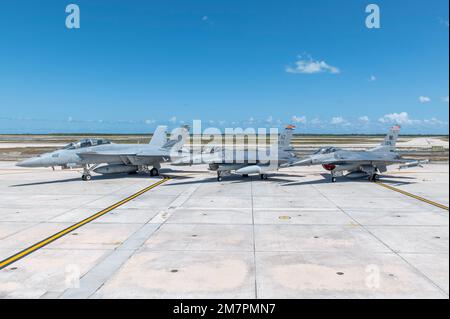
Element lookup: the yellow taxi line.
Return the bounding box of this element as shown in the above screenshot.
[375,182,448,211]
[0,178,170,270]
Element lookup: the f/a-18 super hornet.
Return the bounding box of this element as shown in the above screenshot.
[286,126,428,182]
[174,125,298,181]
[16,125,190,181]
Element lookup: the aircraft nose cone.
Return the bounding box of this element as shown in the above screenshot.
[16,157,42,167]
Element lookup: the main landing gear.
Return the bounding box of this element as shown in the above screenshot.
[260,174,268,180]
[368,174,379,182]
[330,171,337,183]
[217,172,223,182]
[150,168,160,177]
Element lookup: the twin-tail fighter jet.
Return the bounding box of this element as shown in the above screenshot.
[173,125,299,181]
[17,125,190,181]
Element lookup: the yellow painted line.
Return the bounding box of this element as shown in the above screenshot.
[375,182,448,211]
[0,178,170,270]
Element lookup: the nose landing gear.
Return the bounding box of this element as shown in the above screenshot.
[81,164,99,181]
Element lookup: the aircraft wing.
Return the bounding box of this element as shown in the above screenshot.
[321,158,411,165]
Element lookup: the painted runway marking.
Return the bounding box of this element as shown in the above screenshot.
[376,181,448,211]
[0,178,170,270]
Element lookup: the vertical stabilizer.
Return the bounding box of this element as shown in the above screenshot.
[370,125,401,152]
[382,125,401,149]
[278,124,296,150]
[149,126,168,147]
[163,125,191,151]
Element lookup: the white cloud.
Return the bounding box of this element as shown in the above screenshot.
[442,96,449,103]
[378,112,415,125]
[369,75,377,82]
[358,116,370,124]
[169,116,177,124]
[266,116,274,124]
[291,115,307,124]
[419,96,431,103]
[423,118,445,125]
[145,119,155,125]
[331,116,348,125]
[202,16,209,21]
[310,118,323,125]
[286,55,340,74]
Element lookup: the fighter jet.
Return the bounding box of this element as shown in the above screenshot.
[174,125,298,181]
[285,125,428,182]
[16,125,190,181]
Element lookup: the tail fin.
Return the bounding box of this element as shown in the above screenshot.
[163,125,190,151]
[278,124,295,150]
[382,125,400,149]
[370,125,401,152]
[149,126,168,148]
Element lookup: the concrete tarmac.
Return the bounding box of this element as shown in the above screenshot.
[0,161,448,299]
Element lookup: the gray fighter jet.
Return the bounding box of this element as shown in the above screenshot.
[286,126,428,182]
[16,125,190,181]
[174,125,298,181]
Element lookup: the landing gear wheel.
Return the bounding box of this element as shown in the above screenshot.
[217,172,223,182]
[331,177,337,183]
[150,168,159,176]
[82,174,91,181]
[260,174,268,180]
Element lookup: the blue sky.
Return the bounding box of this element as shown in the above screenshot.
[0,0,448,134]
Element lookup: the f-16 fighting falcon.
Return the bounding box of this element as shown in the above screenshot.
[286,125,428,182]
[174,125,298,181]
[16,125,190,181]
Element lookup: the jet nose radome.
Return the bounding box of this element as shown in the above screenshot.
[16,157,43,168]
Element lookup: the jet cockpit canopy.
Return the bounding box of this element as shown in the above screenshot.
[63,139,112,150]
[313,147,340,155]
